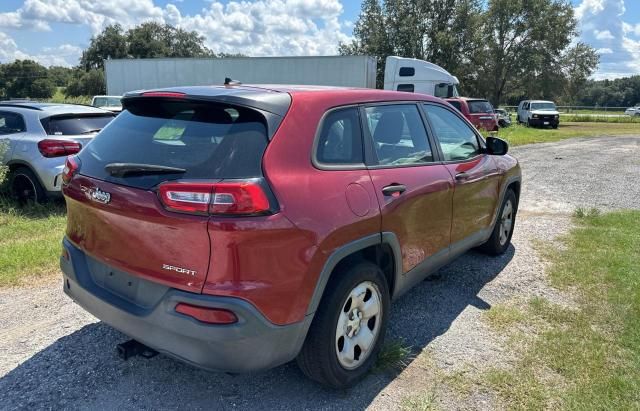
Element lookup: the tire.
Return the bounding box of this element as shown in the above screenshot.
[478,189,517,255]
[552,124,559,129]
[9,166,47,204]
[527,119,532,128]
[297,261,390,388]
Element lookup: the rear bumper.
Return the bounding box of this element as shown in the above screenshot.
[60,238,312,373]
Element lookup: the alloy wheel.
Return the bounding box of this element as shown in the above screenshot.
[499,199,514,246]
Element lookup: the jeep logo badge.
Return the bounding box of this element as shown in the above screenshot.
[81,186,111,204]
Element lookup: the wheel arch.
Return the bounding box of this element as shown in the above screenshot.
[305,233,402,316]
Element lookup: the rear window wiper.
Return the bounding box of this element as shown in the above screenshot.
[105,163,186,177]
[80,129,103,134]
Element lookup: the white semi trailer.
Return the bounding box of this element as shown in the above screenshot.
[105,55,459,98]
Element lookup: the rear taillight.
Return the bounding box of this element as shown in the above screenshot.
[158,181,271,216]
[61,156,80,185]
[38,139,82,158]
[175,303,237,324]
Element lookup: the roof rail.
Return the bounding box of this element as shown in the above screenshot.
[0,102,43,111]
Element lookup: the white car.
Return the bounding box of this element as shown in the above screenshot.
[517,100,560,128]
[625,106,640,116]
[91,95,122,113]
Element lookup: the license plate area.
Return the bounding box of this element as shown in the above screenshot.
[86,255,168,308]
[544,121,549,125]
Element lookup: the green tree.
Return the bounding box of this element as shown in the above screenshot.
[47,66,75,87]
[80,24,128,70]
[1,60,55,98]
[65,69,106,97]
[339,0,392,88]
[561,43,599,104]
[127,22,212,59]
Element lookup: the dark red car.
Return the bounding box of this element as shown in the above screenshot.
[445,97,499,131]
[60,85,521,388]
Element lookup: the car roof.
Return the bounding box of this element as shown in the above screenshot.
[0,102,112,117]
[445,97,489,102]
[123,84,446,117]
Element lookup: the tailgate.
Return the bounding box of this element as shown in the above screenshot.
[64,174,211,293]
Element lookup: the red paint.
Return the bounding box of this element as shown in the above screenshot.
[175,303,238,324]
[63,87,520,326]
[445,97,499,132]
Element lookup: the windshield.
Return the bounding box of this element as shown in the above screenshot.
[78,99,269,190]
[530,102,557,111]
[93,97,122,107]
[468,100,493,114]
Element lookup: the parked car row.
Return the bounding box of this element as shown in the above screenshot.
[625,105,640,116]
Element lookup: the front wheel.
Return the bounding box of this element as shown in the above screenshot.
[478,189,517,255]
[297,262,390,388]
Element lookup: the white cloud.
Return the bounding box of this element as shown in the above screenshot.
[594,29,614,40]
[0,31,31,62]
[0,30,81,67]
[574,0,639,79]
[169,0,351,56]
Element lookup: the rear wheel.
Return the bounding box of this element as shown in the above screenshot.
[297,261,390,388]
[9,167,47,205]
[478,189,517,255]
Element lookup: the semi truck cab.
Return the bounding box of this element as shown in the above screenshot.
[383,56,460,98]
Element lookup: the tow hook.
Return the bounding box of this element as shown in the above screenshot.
[116,339,158,361]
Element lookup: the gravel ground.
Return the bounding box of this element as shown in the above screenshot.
[1,135,638,410]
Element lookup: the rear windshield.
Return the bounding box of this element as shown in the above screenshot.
[468,100,493,113]
[78,99,268,190]
[93,97,121,107]
[42,115,114,136]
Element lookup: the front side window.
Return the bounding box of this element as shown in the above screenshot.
[364,104,433,166]
[0,111,26,135]
[423,104,481,161]
[315,107,363,165]
[397,84,415,93]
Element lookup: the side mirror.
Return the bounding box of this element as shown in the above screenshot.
[486,136,509,155]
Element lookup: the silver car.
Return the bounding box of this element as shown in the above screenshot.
[0,102,115,203]
[625,106,640,116]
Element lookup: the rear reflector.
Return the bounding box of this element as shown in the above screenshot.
[158,181,271,216]
[61,155,80,185]
[175,303,237,324]
[38,139,82,158]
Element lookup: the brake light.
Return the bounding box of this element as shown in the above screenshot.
[141,91,186,98]
[158,181,271,216]
[175,303,237,324]
[61,156,80,185]
[38,139,82,158]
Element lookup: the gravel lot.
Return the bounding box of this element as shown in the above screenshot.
[1,136,638,410]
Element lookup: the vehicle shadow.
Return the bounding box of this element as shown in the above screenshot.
[0,246,514,410]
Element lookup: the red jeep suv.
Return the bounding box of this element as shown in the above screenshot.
[445,97,499,131]
[60,85,521,388]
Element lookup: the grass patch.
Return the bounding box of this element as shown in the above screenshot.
[375,338,414,372]
[484,304,526,331]
[561,114,640,123]
[481,210,640,409]
[401,391,438,410]
[0,198,66,287]
[489,122,640,146]
[45,87,92,105]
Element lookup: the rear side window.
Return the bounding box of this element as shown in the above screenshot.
[315,108,363,165]
[468,100,493,114]
[0,111,26,134]
[79,100,269,189]
[41,115,114,135]
[397,84,414,92]
[448,100,463,112]
[363,104,433,166]
[399,67,415,77]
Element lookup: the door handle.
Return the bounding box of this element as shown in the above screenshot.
[455,172,470,181]
[382,184,407,196]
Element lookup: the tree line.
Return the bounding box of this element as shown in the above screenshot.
[340,0,603,106]
[1,5,638,107]
[0,22,221,100]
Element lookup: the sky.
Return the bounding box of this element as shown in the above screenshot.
[0,0,638,80]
